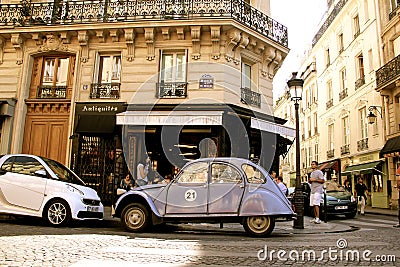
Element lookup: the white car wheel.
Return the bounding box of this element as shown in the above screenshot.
[121,203,150,232]
[243,216,275,237]
[45,200,71,226]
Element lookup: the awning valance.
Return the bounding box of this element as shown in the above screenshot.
[250,117,295,137]
[75,115,116,133]
[116,110,224,126]
[342,161,383,174]
[380,136,400,157]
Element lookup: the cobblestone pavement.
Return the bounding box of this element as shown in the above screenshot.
[0,214,399,266]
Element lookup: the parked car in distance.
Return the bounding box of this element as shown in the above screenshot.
[114,157,295,237]
[288,181,356,219]
[0,154,104,226]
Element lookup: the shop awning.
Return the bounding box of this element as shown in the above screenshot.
[75,115,116,133]
[342,161,383,174]
[380,136,400,157]
[116,110,224,126]
[250,117,295,137]
[318,161,337,171]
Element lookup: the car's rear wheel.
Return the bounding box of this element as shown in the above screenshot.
[243,216,275,237]
[121,203,150,232]
[44,199,71,227]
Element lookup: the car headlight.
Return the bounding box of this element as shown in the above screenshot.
[351,196,356,202]
[67,184,84,195]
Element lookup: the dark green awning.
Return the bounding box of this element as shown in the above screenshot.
[342,161,383,174]
[380,136,400,157]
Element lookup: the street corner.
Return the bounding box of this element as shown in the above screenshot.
[274,218,356,235]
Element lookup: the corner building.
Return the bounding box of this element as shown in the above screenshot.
[0,0,292,203]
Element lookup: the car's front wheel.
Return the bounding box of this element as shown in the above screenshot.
[44,199,71,227]
[243,216,275,237]
[121,203,150,232]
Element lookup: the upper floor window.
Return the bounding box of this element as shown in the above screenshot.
[328,123,334,150]
[96,54,121,84]
[353,14,360,39]
[391,0,399,11]
[356,53,365,78]
[43,57,69,87]
[91,54,121,99]
[158,50,187,98]
[327,80,333,101]
[241,62,252,89]
[338,33,344,53]
[359,107,368,139]
[340,68,347,90]
[325,48,331,67]
[342,116,350,145]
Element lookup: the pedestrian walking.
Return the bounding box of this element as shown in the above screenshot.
[355,178,368,215]
[308,161,325,224]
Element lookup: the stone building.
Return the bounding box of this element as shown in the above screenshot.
[0,0,292,203]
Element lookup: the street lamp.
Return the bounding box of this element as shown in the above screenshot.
[287,72,304,229]
[366,106,382,124]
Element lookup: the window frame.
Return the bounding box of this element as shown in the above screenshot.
[94,53,122,84]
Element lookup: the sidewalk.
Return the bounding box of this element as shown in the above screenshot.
[364,205,398,217]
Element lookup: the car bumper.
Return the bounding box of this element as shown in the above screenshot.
[324,202,357,215]
[70,201,104,220]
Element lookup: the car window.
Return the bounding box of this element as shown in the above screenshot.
[241,164,266,184]
[2,156,45,176]
[41,157,85,186]
[178,162,208,183]
[211,163,242,183]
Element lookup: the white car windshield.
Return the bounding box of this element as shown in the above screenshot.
[42,157,86,186]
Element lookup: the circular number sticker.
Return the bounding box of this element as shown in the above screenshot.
[185,189,197,202]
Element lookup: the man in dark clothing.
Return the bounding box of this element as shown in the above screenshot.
[355,178,368,215]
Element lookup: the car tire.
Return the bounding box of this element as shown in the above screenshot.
[44,199,71,227]
[243,216,275,237]
[345,212,356,219]
[121,203,150,232]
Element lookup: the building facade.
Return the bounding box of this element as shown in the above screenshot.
[375,0,400,209]
[276,0,389,208]
[0,0,291,203]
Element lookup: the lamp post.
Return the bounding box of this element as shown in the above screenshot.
[287,72,304,229]
[366,105,382,124]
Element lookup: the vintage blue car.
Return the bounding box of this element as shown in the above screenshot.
[114,157,295,237]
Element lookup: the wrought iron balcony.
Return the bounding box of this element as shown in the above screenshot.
[340,144,350,155]
[241,87,261,108]
[355,76,365,90]
[312,0,347,46]
[327,149,335,159]
[326,99,333,109]
[37,85,66,98]
[90,83,120,99]
[0,0,288,48]
[339,88,348,101]
[376,54,400,89]
[357,138,368,151]
[157,82,187,98]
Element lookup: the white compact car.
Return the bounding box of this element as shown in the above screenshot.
[0,154,104,226]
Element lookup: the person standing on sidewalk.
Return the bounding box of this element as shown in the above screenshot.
[354,178,368,215]
[308,161,325,224]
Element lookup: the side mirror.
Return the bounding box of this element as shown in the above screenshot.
[34,169,47,178]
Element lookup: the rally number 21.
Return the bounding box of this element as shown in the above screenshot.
[185,189,197,202]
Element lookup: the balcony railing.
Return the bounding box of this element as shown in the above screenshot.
[312,0,347,46]
[241,87,261,108]
[0,0,288,48]
[340,144,350,155]
[327,149,335,159]
[326,99,333,109]
[339,88,348,101]
[157,82,187,98]
[90,83,120,99]
[37,85,66,98]
[355,76,365,90]
[357,138,368,151]
[376,54,400,89]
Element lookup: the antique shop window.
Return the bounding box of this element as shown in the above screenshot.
[91,54,121,98]
[158,50,187,98]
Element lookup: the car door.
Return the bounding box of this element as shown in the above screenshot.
[0,156,47,211]
[208,162,244,214]
[165,161,208,215]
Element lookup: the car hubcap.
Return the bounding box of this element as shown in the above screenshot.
[126,208,145,229]
[248,216,270,233]
[48,203,66,224]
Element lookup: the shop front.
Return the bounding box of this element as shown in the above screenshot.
[342,160,387,208]
[116,104,294,182]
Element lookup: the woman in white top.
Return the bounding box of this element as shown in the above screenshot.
[136,154,150,186]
